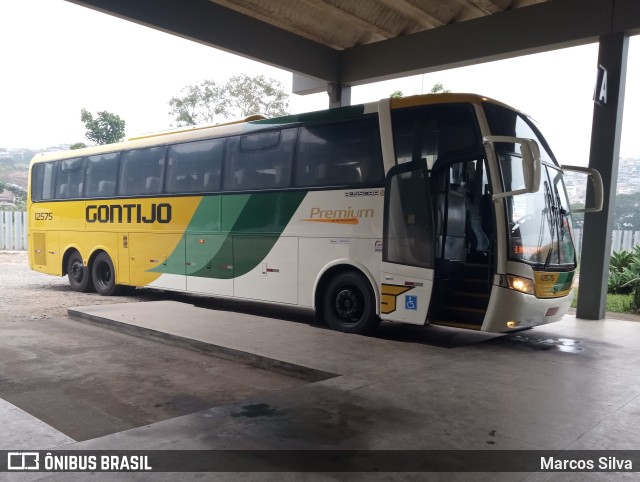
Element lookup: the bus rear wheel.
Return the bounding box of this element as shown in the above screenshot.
[322,271,379,335]
[92,252,121,296]
[67,250,94,293]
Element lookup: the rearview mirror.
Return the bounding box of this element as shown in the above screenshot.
[562,165,603,213]
[483,136,541,199]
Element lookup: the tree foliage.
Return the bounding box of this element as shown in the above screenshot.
[569,202,584,228]
[613,192,640,230]
[169,74,289,127]
[430,82,451,94]
[168,80,226,126]
[0,180,27,210]
[573,193,640,231]
[80,109,126,145]
[607,246,640,311]
[70,142,87,150]
[390,83,450,99]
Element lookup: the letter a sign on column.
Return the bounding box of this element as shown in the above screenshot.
[594,65,608,106]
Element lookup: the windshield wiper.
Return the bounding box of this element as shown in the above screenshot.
[543,185,557,270]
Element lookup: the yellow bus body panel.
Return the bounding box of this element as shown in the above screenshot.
[28,196,202,285]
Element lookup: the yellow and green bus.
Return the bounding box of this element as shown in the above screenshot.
[27,94,602,334]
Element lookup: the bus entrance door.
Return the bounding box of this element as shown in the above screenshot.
[429,159,493,329]
[380,159,435,325]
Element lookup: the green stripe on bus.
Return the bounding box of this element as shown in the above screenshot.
[555,271,574,292]
[152,191,307,279]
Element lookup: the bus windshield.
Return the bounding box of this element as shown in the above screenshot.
[484,102,576,269]
[501,163,575,268]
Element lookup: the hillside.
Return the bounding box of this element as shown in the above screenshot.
[0,159,29,190]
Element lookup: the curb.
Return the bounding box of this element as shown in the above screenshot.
[67,307,336,383]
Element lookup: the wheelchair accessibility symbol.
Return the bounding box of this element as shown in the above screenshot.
[405,295,417,311]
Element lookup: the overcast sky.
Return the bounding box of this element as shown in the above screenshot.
[1,0,638,164]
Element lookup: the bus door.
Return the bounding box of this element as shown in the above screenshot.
[429,158,494,328]
[381,159,435,325]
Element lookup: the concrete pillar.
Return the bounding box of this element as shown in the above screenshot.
[576,32,629,320]
[327,83,351,108]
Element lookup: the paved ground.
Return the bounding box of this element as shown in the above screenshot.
[31,301,640,482]
[65,302,640,453]
[0,253,308,442]
[3,251,640,481]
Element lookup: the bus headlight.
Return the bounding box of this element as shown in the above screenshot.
[507,275,534,295]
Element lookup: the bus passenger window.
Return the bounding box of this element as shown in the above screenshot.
[223,128,296,191]
[166,138,225,193]
[85,153,119,198]
[118,147,167,196]
[54,158,85,199]
[295,117,383,187]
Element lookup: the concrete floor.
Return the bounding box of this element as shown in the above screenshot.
[0,314,308,442]
[5,300,640,481]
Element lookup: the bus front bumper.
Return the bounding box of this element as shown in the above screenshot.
[481,285,574,333]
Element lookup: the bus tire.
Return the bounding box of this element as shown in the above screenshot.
[322,271,380,335]
[92,252,121,296]
[67,250,94,293]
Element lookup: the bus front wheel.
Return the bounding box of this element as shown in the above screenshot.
[322,271,379,335]
[67,251,94,293]
[92,252,121,296]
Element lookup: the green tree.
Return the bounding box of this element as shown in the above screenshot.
[70,142,87,150]
[0,180,27,210]
[390,90,403,99]
[169,74,289,126]
[569,202,585,228]
[168,79,226,126]
[430,82,451,93]
[80,109,126,145]
[613,192,640,230]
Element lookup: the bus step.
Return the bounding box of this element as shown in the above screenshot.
[453,291,490,309]
[461,266,491,280]
[457,278,492,294]
[464,262,491,270]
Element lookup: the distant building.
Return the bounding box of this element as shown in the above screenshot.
[564,157,640,204]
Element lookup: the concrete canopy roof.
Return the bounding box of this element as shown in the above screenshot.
[211,0,549,51]
[66,0,639,93]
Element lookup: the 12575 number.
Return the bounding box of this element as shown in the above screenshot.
[34,212,53,221]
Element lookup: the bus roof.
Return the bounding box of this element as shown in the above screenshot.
[30,93,517,165]
[390,93,516,112]
[127,114,267,141]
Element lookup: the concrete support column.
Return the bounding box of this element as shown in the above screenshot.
[576,32,629,320]
[327,83,351,108]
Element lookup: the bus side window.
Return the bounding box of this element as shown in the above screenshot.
[223,128,296,191]
[31,162,56,201]
[295,117,383,187]
[85,153,119,198]
[54,158,85,199]
[392,104,481,169]
[166,138,225,194]
[118,147,167,196]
